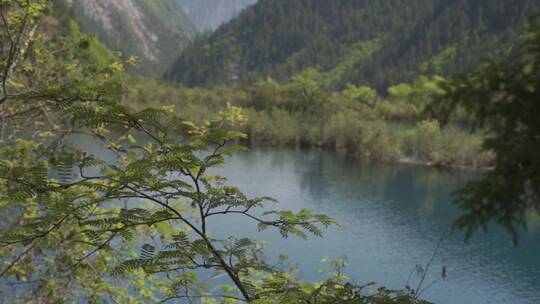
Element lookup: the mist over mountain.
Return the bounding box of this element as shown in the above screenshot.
[176,0,257,32]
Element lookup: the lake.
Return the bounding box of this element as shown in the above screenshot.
[72,135,540,304]
[206,146,540,304]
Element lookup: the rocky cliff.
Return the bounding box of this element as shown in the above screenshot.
[71,0,197,76]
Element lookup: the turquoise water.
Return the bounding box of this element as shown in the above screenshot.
[64,136,540,303]
[207,146,540,304]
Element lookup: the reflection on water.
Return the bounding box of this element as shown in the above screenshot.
[208,146,540,304]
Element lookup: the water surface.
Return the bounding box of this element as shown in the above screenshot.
[208,146,540,304]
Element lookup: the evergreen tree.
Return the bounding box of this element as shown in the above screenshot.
[167,0,540,92]
[431,15,540,244]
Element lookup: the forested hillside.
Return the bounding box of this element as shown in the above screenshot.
[176,0,257,32]
[66,0,197,76]
[167,0,540,91]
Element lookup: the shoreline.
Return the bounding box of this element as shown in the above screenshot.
[241,140,493,172]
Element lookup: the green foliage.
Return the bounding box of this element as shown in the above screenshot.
[322,39,382,88]
[168,0,540,90]
[250,260,431,304]
[245,107,301,145]
[420,45,457,74]
[431,15,540,243]
[124,72,490,168]
[65,19,117,68]
[0,3,423,303]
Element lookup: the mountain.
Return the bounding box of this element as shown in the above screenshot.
[68,0,197,76]
[166,0,540,91]
[176,0,257,32]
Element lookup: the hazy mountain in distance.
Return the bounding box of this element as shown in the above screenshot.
[176,0,257,32]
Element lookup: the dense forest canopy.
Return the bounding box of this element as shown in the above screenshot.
[167,0,540,91]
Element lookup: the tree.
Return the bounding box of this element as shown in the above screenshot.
[343,84,379,108]
[0,1,423,303]
[285,68,330,145]
[431,15,540,244]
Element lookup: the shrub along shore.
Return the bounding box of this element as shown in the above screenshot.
[126,71,493,169]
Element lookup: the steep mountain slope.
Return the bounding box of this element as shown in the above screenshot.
[69,0,197,76]
[167,0,540,91]
[176,0,257,32]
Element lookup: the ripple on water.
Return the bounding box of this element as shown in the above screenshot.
[209,147,540,304]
